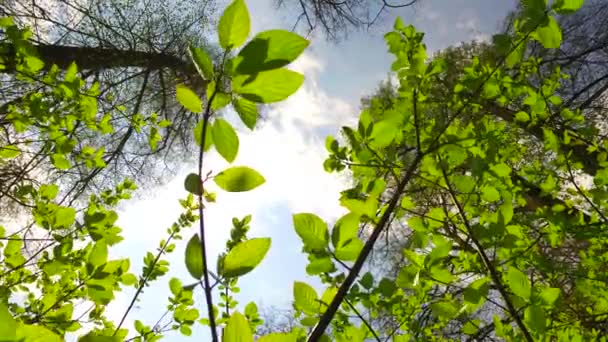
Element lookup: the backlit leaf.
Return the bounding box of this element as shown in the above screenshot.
[176,84,202,113]
[507,267,531,300]
[218,0,250,49]
[233,30,309,74]
[214,166,265,192]
[185,234,204,279]
[232,68,303,103]
[0,145,20,159]
[233,97,258,130]
[223,312,253,342]
[533,16,562,49]
[89,240,108,268]
[189,45,214,80]
[212,118,239,163]
[222,238,271,278]
[293,281,319,314]
[293,213,329,250]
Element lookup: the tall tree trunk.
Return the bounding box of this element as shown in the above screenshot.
[1,43,191,74]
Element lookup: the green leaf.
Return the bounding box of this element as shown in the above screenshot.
[293,281,319,314]
[214,166,265,192]
[0,145,21,159]
[169,278,182,295]
[233,97,258,130]
[218,0,250,49]
[89,240,108,268]
[79,333,121,342]
[222,238,271,278]
[51,153,71,170]
[515,111,530,122]
[524,305,546,333]
[454,175,475,193]
[331,213,360,248]
[306,256,335,275]
[507,267,531,300]
[552,0,583,14]
[492,34,512,55]
[490,163,511,178]
[185,234,204,279]
[259,333,296,342]
[176,84,202,113]
[207,86,232,111]
[335,238,363,261]
[533,16,562,49]
[54,207,76,229]
[0,302,17,340]
[184,173,203,196]
[369,120,397,148]
[293,213,329,250]
[212,118,239,163]
[40,184,59,200]
[189,45,214,80]
[463,277,489,307]
[232,68,304,103]
[539,287,560,306]
[430,300,458,319]
[360,272,374,289]
[194,120,214,151]
[233,30,309,74]
[481,185,500,202]
[223,312,253,342]
[16,324,62,342]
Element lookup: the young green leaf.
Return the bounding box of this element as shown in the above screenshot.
[214,166,265,192]
[481,185,500,202]
[258,333,296,342]
[233,30,309,74]
[334,238,363,261]
[533,16,562,49]
[223,312,253,342]
[184,173,203,196]
[331,213,360,248]
[188,45,214,80]
[207,81,231,110]
[16,324,62,342]
[222,238,271,278]
[507,267,531,300]
[306,256,335,275]
[193,121,213,151]
[185,234,204,279]
[293,281,319,314]
[212,118,239,163]
[54,207,76,229]
[218,0,250,49]
[233,97,258,130]
[0,145,21,159]
[539,287,561,306]
[232,68,304,103]
[89,240,108,268]
[552,0,583,14]
[176,84,202,113]
[292,213,329,250]
[369,120,397,148]
[524,305,546,333]
[51,153,71,170]
[0,302,17,340]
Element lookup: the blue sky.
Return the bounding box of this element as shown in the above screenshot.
[102,0,517,339]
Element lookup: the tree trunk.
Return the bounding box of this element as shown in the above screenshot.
[1,43,191,74]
